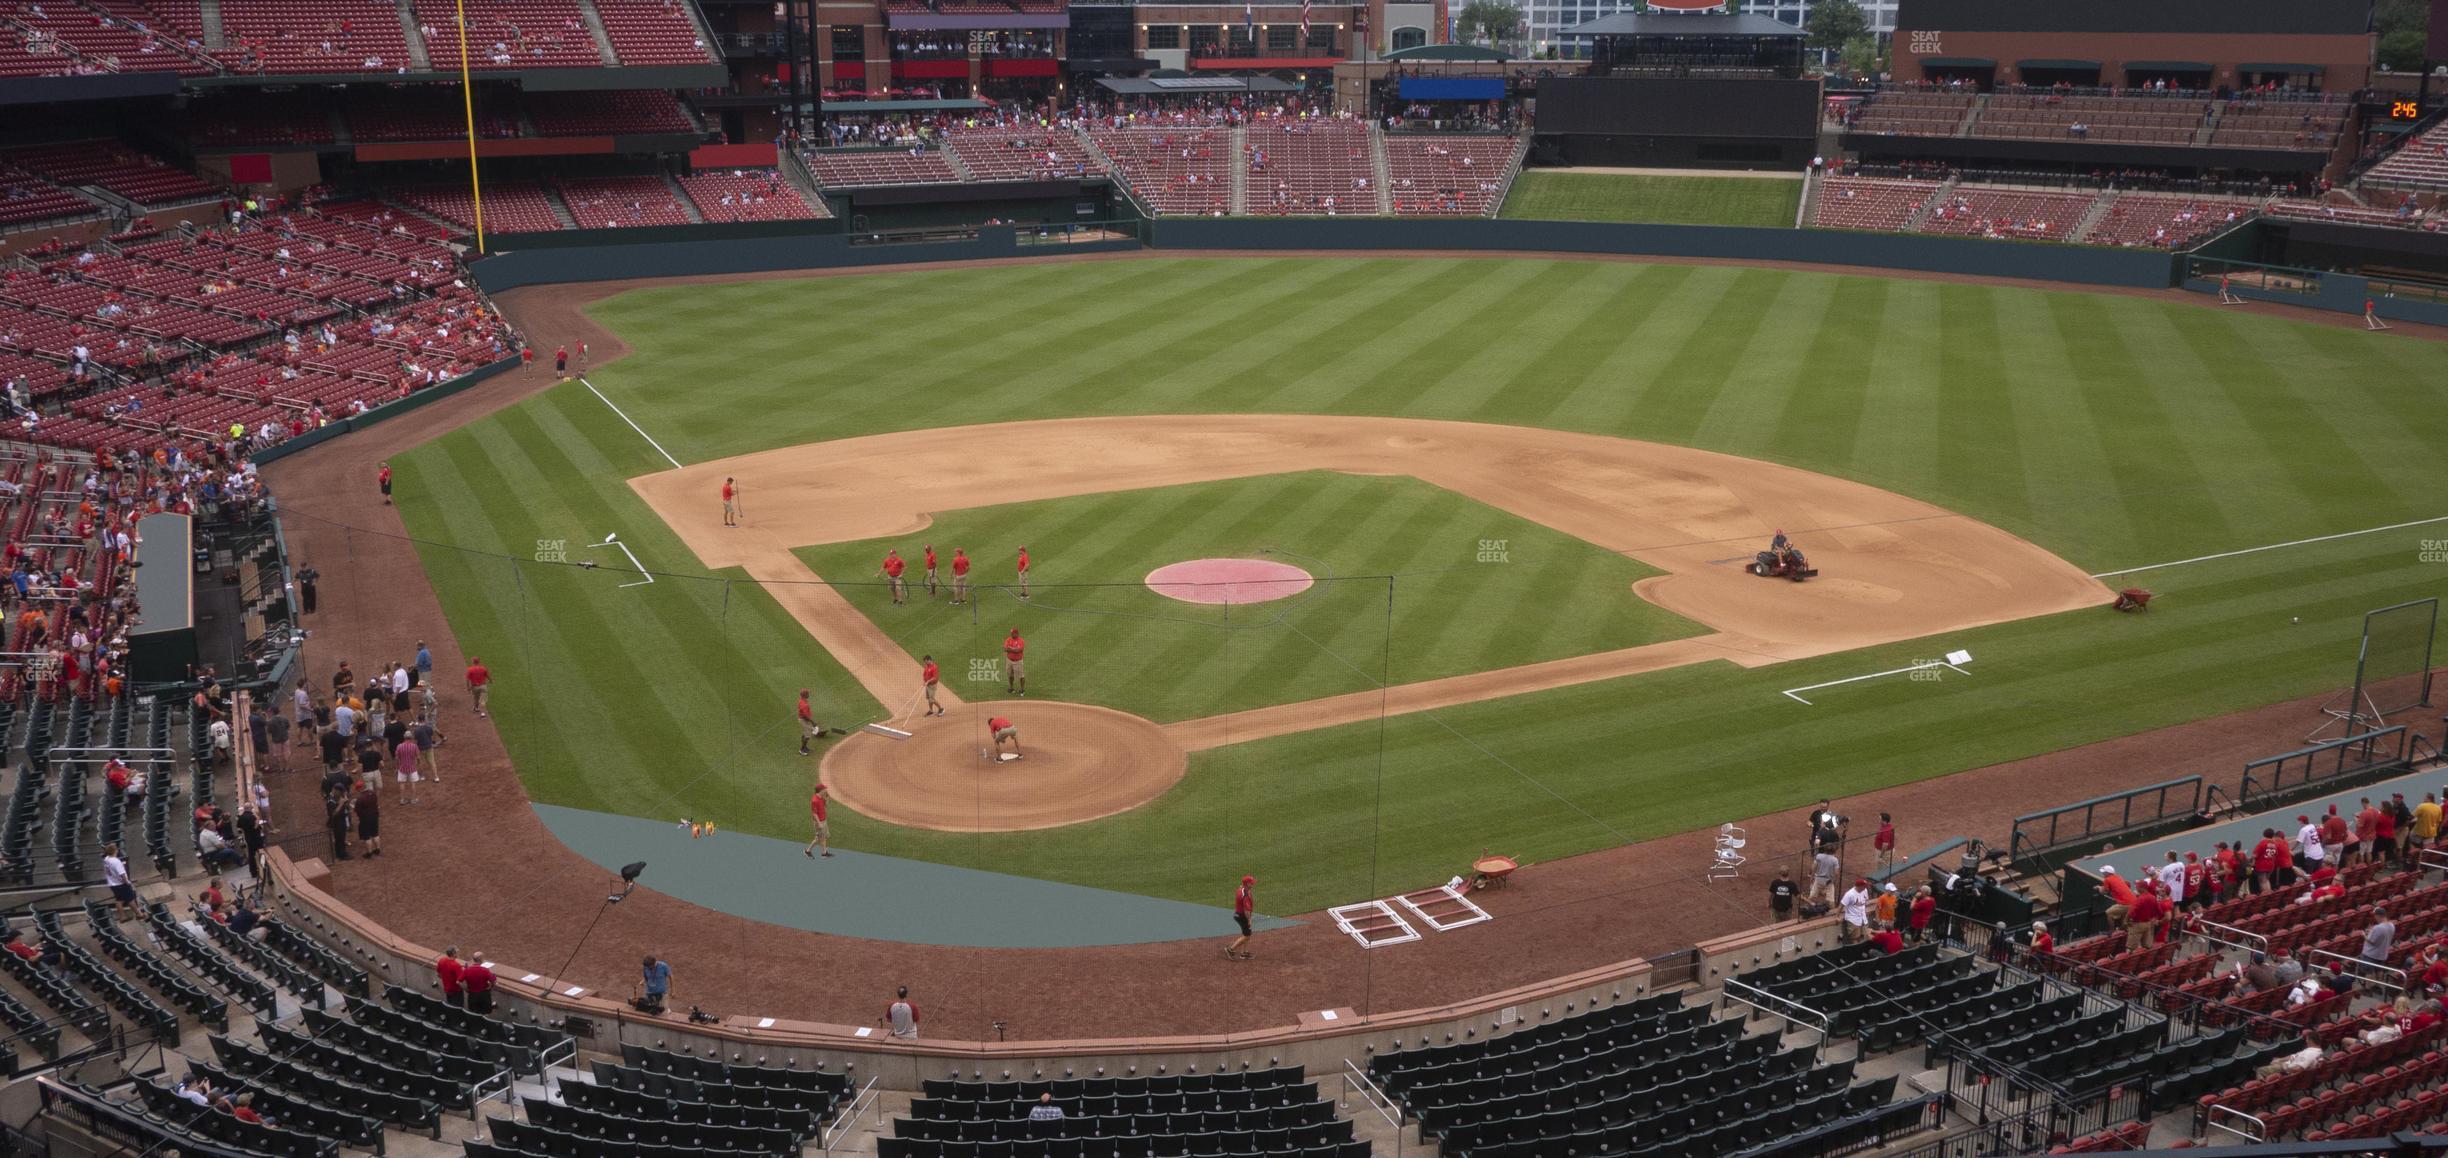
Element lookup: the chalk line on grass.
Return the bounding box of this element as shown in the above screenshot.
[2091,515,2448,580]
[580,376,683,470]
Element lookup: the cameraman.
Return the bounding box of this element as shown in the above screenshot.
[639,955,672,1015]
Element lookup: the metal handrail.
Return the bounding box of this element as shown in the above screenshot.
[820,1074,880,1154]
[1720,976,1834,1058]
[2206,1102,2269,1143]
[2195,919,2271,955]
[1339,1059,1403,1155]
[2308,948,2408,995]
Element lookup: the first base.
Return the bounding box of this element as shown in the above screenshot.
[998,752,1022,763]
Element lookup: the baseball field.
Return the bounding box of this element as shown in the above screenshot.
[391,256,2448,917]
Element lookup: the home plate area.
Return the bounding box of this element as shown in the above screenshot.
[1328,880,1493,948]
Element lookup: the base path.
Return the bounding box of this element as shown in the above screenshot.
[822,702,1185,832]
[635,414,2111,755]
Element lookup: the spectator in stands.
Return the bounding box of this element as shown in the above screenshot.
[354,778,381,858]
[174,1074,214,1107]
[2353,798,2384,867]
[438,946,465,1007]
[1838,879,1870,943]
[2414,793,2442,855]
[197,822,241,871]
[2364,908,2398,966]
[2384,793,2411,864]
[230,1093,268,1125]
[1870,924,1904,954]
[1907,886,1937,943]
[2123,883,2165,950]
[885,986,920,1040]
[2183,852,2209,910]
[2157,850,2186,907]
[2257,1041,2324,1080]
[1030,1092,1064,1121]
[1874,883,1898,929]
[2251,828,2288,894]
[1,931,36,963]
[461,953,496,1014]
[227,898,260,937]
[102,843,134,920]
[2029,921,2054,956]
[2295,815,2326,880]
[1768,869,1796,922]
[639,954,672,1014]
[2099,865,2137,926]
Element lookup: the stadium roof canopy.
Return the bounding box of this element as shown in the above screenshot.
[1381,44,1510,61]
[1095,76,1300,94]
[1566,11,1803,37]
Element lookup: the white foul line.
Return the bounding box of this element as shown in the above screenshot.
[579,376,683,471]
[1783,659,1970,705]
[2091,514,2448,580]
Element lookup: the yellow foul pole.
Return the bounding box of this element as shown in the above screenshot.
[455,0,487,252]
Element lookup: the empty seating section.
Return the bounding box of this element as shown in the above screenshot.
[677,170,824,221]
[882,1066,1355,1158]
[1916,187,2095,241]
[942,126,1103,180]
[3,142,217,206]
[1846,90,1974,136]
[0,171,100,229]
[1384,135,1518,216]
[804,148,961,188]
[395,182,563,233]
[11,0,211,73]
[417,0,604,70]
[1971,94,2205,146]
[556,175,690,227]
[184,93,339,146]
[590,0,712,64]
[348,88,522,141]
[2365,121,2448,193]
[2081,195,2259,248]
[1811,176,1939,232]
[1088,126,1230,216]
[218,0,415,73]
[524,89,695,135]
[2266,199,2434,230]
[2209,97,2348,151]
[1246,120,1372,215]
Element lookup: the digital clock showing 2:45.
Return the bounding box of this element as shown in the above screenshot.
[2392,100,2423,120]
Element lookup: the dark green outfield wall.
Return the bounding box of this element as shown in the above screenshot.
[1145,218,2181,289]
[466,216,2184,294]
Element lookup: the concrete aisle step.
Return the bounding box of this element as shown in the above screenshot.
[198,0,223,50]
[573,0,619,66]
[1367,126,1391,214]
[1229,125,1248,214]
[663,172,705,223]
[395,0,431,69]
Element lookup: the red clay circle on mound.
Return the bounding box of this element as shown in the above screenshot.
[1145,558,1315,605]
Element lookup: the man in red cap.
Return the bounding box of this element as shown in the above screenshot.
[1228,875,1256,960]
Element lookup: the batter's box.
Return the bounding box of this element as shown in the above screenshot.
[1328,900,1420,949]
[1395,883,1492,933]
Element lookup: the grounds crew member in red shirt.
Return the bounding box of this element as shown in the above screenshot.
[466,657,491,718]
[377,461,392,506]
[804,783,832,858]
[1016,546,1031,599]
[989,715,1020,758]
[554,345,568,374]
[798,689,825,755]
[460,953,496,1014]
[950,548,971,605]
[520,346,534,375]
[922,544,939,598]
[437,946,465,1007]
[920,656,943,717]
[881,549,907,605]
[1228,875,1257,960]
[721,477,739,528]
[1004,629,1026,696]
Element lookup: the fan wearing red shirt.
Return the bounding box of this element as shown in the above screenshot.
[990,715,1020,758]
[465,657,491,719]
[922,544,939,599]
[2182,854,2207,911]
[460,954,496,1014]
[1907,888,1937,942]
[881,549,907,606]
[1016,546,1031,600]
[950,548,970,605]
[1003,629,1026,696]
[436,946,465,1006]
[1871,926,1905,955]
[2324,807,2353,867]
[2030,922,2055,956]
[920,655,944,717]
[804,783,832,858]
[2124,887,2164,950]
[2376,802,2400,864]
[1227,875,1256,960]
[2251,829,2288,894]
[377,461,392,506]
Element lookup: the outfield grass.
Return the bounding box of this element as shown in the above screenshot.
[392,257,2448,908]
[1499,171,1802,227]
[794,473,1701,722]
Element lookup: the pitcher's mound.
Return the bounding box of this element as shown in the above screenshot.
[821,702,1187,832]
[1146,558,1315,605]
